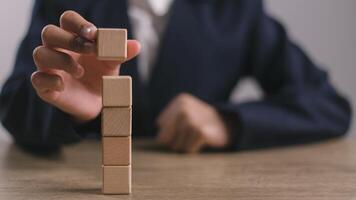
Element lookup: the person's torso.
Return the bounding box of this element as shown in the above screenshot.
[46,0,256,136]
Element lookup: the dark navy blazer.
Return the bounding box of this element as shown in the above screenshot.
[0,0,352,151]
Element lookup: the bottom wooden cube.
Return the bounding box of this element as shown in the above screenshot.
[102,165,131,194]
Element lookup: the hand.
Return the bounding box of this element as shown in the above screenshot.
[156,93,231,153]
[31,11,141,122]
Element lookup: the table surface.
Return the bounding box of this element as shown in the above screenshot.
[0,133,356,200]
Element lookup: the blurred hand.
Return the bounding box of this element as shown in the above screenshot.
[31,11,141,122]
[156,93,231,153]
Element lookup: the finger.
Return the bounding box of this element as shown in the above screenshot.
[127,40,141,61]
[157,103,175,126]
[171,122,190,152]
[33,46,84,78]
[41,24,95,54]
[156,93,188,126]
[156,100,176,127]
[31,71,64,93]
[156,99,178,139]
[186,132,205,154]
[157,120,176,146]
[170,117,191,152]
[60,10,97,40]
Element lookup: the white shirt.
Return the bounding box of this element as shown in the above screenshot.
[128,0,174,83]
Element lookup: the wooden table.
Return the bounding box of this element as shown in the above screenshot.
[0,131,356,200]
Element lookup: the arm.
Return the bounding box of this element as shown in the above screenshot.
[0,2,140,150]
[156,0,352,153]
[217,0,352,150]
[0,1,84,149]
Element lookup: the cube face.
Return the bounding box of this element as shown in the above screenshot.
[102,107,132,136]
[102,137,131,166]
[102,76,132,107]
[97,28,127,61]
[102,166,131,194]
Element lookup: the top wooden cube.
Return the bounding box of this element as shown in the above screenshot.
[102,76,132,107]
[97,28,127,61]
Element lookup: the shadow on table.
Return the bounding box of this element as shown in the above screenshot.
[133,137,349,155]
[47,187,102,195]
[133,139,238,154]
[0,144,65,171]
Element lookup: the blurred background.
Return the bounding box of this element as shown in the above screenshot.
[0,1,355,141]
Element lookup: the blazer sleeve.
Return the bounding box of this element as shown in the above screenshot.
[217,1,352,150]
[0,0,99,150]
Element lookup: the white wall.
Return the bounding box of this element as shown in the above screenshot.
[0,1,33,142]
[265,0,356,137]
[0,1,33,85]
[0,1,355,140]
[234,0,356,137]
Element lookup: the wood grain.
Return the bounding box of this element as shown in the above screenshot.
[97,28,127,61]
[102,107,131,137]
[102,165,131,194]
[1,134,356,199]
[102,76,132,107]
[102,137,131,166]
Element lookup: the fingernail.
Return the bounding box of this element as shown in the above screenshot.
[75,66,84,78]
[33,78,40,86]
[81,25,96,40]
[83,41,96,52]
[73,37,95,53]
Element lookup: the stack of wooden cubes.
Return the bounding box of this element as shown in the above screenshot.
[97,28,132,194]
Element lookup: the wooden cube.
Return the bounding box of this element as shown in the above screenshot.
[97,28,127,61]
[102,107,131,136]
[102,137,131,166]
[102,165,131,194]
[102,76,132,107]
